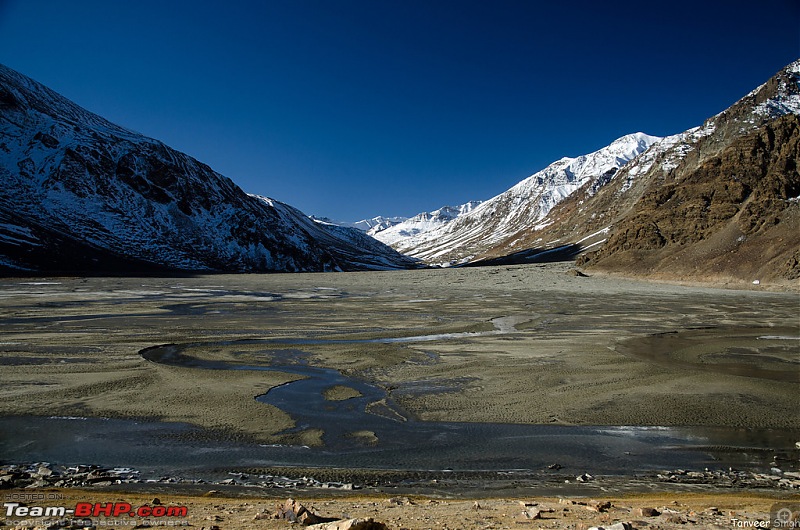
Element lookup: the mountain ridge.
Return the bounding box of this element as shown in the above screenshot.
[0,63,415,274]
[374,132,659,265]
[479,60,800,285]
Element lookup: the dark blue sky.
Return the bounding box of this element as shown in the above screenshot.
[1,0,798,221]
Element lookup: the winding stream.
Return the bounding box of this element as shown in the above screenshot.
[2,317,797,483]
[128,322,800,477]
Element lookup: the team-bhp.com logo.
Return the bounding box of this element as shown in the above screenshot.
[4,501,188,518]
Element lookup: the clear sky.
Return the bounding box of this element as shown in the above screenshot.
[0,0,798,222]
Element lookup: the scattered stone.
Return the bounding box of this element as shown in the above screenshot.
[576,473,594,482]
[567,269,589,277]
[274,498,336,526]
[151,497,161,506]
[633,507,660,517]
[472,501,481,510]
[548,463,563,470]
[36,464,54,477]
[386,497,414,506]
[0,462,366,491]
[586,500,612,513]
[306,518,389,530]
[608,523,634,530]
[588,524,634,530]
[664,514,687,524]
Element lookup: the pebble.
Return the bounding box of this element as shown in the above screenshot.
[0,463,364,491]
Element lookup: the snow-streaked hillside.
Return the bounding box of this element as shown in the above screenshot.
[384,133,659,264]
[0,63,414,273]
[309,215,409,232]
[257,198,418,271]
[368,201,483,248]
[482,60,800,284]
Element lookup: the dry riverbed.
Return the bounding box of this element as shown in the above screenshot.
[1,263,799,518]
[1,263,797,439]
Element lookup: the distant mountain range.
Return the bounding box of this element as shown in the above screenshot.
[367,134,658,264]
[1,60,797,283]
[0,63,416,273]
[359,60,800,284]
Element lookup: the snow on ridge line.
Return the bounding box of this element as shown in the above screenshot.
[376,131,660,261]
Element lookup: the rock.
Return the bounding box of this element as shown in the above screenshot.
[523,507,542,519]
[307,518,389,530]
[576,473,594,482]
[633,507,660,517]
[151,498,161,505]
[548,463,563,470]
[608,523,634,530]
[274,499,334,526]
[36,465,54,477]
[567,269,589,277]
[587,500,612,513]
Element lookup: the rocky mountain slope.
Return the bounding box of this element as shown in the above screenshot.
[479,60,800,285]
[0,63,415,273]
[380,133,659,265]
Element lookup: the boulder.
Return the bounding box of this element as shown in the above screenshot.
[307,518,389,530]
[274,498,324,525]
[633,507,660,517]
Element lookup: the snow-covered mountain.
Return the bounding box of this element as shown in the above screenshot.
[481,60,800,284]
[312,214,409,233]
[383,133,659,264]
[353,215,408,232]
[0,63,416,273]
[368,201,483,247]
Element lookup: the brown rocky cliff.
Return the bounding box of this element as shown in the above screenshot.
[579,114,800,284]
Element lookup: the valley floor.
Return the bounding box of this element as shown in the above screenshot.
[0,263,798,523]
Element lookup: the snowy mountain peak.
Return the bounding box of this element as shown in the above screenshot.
[373,132,658,263]
[366,200,484,247]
